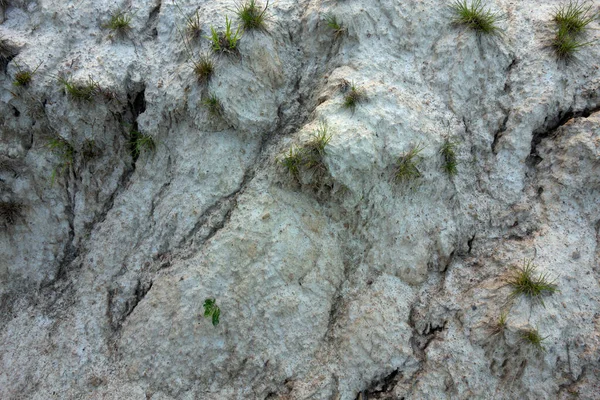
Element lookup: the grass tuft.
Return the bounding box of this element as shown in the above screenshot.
[343,82,366,110]
[279,124,332,184]
[520,328,547,352]
[440,138,458,176]
[59,76,101,102]
[207,16,242,54]
[324,13,346,38]
[13,61,42,88]
[554,1,596,35]
[129,130,156,159]
[488,310,509,336]
[507,260,558,306]
[185,10,201,38]
[449,0,503,35]
[0,201,23,228]
[47,136,75,185]
[202,92,223,117]
[394,144,425,183]
[235,0,269,31]
[192,53,214,83]
[279,146,304,179]
[203,298,220,326]
[105,11,132,35]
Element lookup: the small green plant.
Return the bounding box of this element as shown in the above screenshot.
[13,61,42,88]
[440,138,458,176]
[343,82,366,110]
[279,145,305,179]
[520,327,547,352]
[59,76,101,101]
[47,136,75,185]
[203,298,220,326]
[192,53,214,83]
[551,2,596,60]
[105,10,132,35]
[0,201,23,229]
[488,310,509,336]
[129,130,156,159]
[507,260,558,306]
[184,10,201,38]
[202,92,223,117]
[554,1,596,35]
[303,124,331,169]
[394,144,425,183]
[324,13,346,38]
[235,0,269,31]
[449,0,503,35]
[207,16,242,54]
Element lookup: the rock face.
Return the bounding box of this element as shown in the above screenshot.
[1,0,600,398]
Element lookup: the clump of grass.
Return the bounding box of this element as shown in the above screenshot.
[343,82,366,110]
[235,0,269,31]
[192,53,214,83]
[105,11,132,36]
[551,1,596,60]
[324,13,346,38]
[554,1,596,35]
[129,130,156,159]
[203,298,220,327]
[47,136,75,185]
[202,92,223,117]
[279,145,304,179]
[207,16,242,54]
[394,144,425,183]
[449,0,503,35]
[185,10,201,38]
[59,76,101,102]
[0,201,24,229]
[279,124,332,183]
[488,310,509,336]
[507,260,558,306]
[520,328,547,352]
[440,138,458,176]
[13,61,42,88]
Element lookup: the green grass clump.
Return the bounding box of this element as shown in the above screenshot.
[105,11,132,35]
[279,124,332,183]
[394,144,424,183]
[551,1,596,60]
[207,16,242,54]
[554,1,596,35]
[279,145,304,179]
[47,136,75,185]
[129,130,156,159]
[59,76,100,102]
[192,53,214,83]
[488,310,509,336]
[343,82,366,110]
[203,298,220,326]
[507,261,558,306]
[235,0,268,31]
[520,328,547,352]
[185,10,201,38]
[202,93,223,117]
[449,0,503,35]
[440,139,458,176]
[12,61,41,88]
[0,201,23,229]
[324,13,346,38]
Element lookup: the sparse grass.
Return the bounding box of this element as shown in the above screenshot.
[343,82,366,110]
[394,144,425,183]
[47,136,75,185]
[59,76,101,102]
[324,13,346,38]
[449,0,503,35]
[440,138,458,176]
[185,10,201,38]
[554,1,596,35]
[105,11,132,35]
[488,310,509,336]
[507,260,558,306]
[202,92,223,117]
[191,53,214,83]
[279,145,304,179]
[129,130,156,159]
[207,16,242,54]
[520,327,547,352]
[279,124,332,183]
[0,201,23,229]
[235,0,268,31]
[551,2,596,61]
[203,298,220,326]
[13,61,42,88]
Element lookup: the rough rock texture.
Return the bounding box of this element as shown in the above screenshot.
[1,0,600,399]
